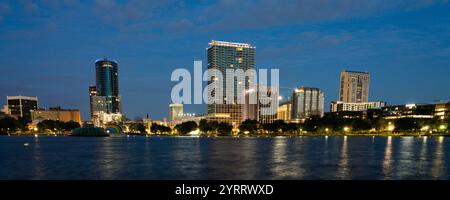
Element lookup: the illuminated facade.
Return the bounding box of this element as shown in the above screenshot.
[89,58,123,127]
[291,87,324,121]
[95,58,121,114]
[207,40,255,124]
[92,112,123,127]
[242,85,278,124]
[30,107,81,124]
[378,104,435,119]
[6,96,38,121]
[340,70,370,103]
[330,101,386,112]
[169,103,183,121]
[435,102,450,119]
[277,101,292,122]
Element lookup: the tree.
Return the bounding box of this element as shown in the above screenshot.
[239,119,258,134]
[150,123,171,134]
[217,122,232,135]
[285,123,300,134]
[199,119,219,134]
[394,118,420,132]
[129,123,147,134]
[262,120,287,134]
[351,118,372,131]
[175,121,198,135]
[63,121,81,132]
[0,117,19,133]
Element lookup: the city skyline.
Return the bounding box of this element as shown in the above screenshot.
[1,1,450,120]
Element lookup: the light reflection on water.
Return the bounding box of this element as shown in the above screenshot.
[383,136,393,179]
[0,136,448,180]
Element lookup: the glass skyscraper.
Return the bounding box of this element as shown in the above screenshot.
[95,58,121,114]
[207,40,255,124]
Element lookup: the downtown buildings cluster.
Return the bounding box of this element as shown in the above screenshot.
[1,40,450,134]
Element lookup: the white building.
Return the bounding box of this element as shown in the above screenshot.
[331,101,386,112]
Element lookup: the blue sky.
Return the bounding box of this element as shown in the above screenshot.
[1,0,450,120]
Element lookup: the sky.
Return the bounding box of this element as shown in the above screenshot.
[1,0,450,121]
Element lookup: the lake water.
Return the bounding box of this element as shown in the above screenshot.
[0,135,448,180]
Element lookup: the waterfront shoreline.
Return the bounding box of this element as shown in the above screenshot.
[1,132,449,137]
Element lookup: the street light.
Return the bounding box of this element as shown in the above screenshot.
[343,127,350,132]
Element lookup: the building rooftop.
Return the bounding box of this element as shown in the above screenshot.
[209,40,255,49]
[94,58,118,64]
[6,96,38,101]
[342,70,369,74]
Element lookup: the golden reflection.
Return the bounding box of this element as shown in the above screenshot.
[272,137,303,179]
[431,137,445,179]
[338,136,349,179]
[98,138,124,179]
[419,135,428,173]
[31,137,45,179]
[383,136,392,179]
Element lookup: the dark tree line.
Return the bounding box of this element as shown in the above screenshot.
[0,117,31,133]
[129,123,147,134]
[37,120,80,132]
[150,123,171,134]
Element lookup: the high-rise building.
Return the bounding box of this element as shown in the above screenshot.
[242,85,278,124]
[95,58,121,113]
[6,96,38,121]
[169,103,183,121]
[89,85,97,118]
[207,40,255,125]
[339,70,370,103]
[291,87,324,122]
[89,58,122,127]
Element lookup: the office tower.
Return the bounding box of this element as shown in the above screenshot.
[339,70,370,103]
[90,96,108,115]
[169,103,183,121]
[207,40,255,125]
[95,58,121,113]
[291,87,324,121]
[89,85,97,118]
[242,85,278,124]
[6,96,38,121]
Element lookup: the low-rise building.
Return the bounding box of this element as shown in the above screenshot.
[6,96,38,121]
[277,101,292,122]
[30,107,81,124]
[331,101,386,112]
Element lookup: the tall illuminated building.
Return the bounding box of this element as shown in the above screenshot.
[339,70,370,103]
[95,58,121,113]
[207,40,255,124]
[291,87,324,122]
[89,58,122,127]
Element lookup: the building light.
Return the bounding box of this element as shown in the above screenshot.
[387,125,395,132]
[421,126,430,131]
[344,127,350,132]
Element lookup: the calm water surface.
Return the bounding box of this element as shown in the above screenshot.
[0,136,448,180]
